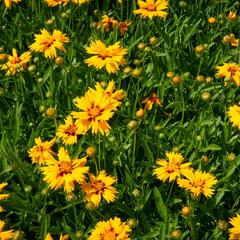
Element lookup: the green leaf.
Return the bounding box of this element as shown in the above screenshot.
[153,187,168,223]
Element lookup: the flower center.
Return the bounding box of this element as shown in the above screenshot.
[12,57,21,64]
[43,38,55,49]
[64,124,77,136]
[99,50,111,60]
[58,161,72,175]
[92,180,106,194]
[88,104,104,121]
[228,66,238,78]
[103,230,117,240]
[146,4,156,11]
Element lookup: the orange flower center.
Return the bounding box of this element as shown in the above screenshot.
[92,180,106,194]
[43,38,55,49]
[190,180,206,192]
[145,4,156,11]
[58,161,72,175]
[99,50,111,60]
[12,57,21,64]
[228,66,238,78]
[65,124,77,136]
[166,166,175,174]
[102,229,117,240]
[88,104,104,121]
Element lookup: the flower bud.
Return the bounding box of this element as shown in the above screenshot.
[27,65,36,72]
[149,36,157,45]
[196,75,205,83]
[55,56,64,65]
[137,42,145,50]
[166,71,174,78]
[170,230,182,239]
[201,91,211,101]
[127,120,138,129]
[46,107,57,117]
[172,76,182,85]
[227,152,236,161]
[86,147,96,157]
[195,44,205,53]
[181,206,191,217]
[123,66,132,74]
[135,108,145,119]
[132,189,141,197]
[131,68,142,78]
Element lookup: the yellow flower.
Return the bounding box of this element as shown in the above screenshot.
[71,84,120,135]
[0,183,10,213]
[0,48,31,76]
[81,171,117,208]
[40,147,89,193]
[97,15,118,32]
[94,80,125,105]
[71,0,90,4]
[177,169,217,198]
[2,0,21,8]
[45,233,69,240]
[85,40,127,74]
[0,54,7,62]
[208,17,216,24]
[29,29,69,59]
[45,0,69,7]
[228,11,237,21]
[229,33,239,48]
[153,152,192,182]
[133,0,168,19]
[215,63,240,87]
[118,21,131,34]
[229,214,240,240]
[28,137,55,165]
[228,105,240,129]
[88,217,131,240]
[142,92,162,110]
[56,115,82,145]
[0,220,14,240]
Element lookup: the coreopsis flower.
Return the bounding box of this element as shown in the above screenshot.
[56,115,82,145]
[40,147,89,193]
[118,21,131,34]
[45,233,69,240]
[208,17,216,24]
[153,152,192,182]
[45,0,69,7]
[228,105,240,129]
[177,169,217,198]
[81,171,117,208]
[88,217,131,240]
[229,33,239,48]
[0,183,10,213]
[0,220,14,240]
[85,40,127,74]
[0,54,7,62]
[227,11,237,21]
[2,0,21,8]
[71,84,121,135]
[29,29,69,59]
[28,137,55,165]
[95,80,125,105]
[215,63,240,86]
[142,93,162,110]
[97,15,118,32]
[133,0,169,19]
[229,214,240,240]
[71,0,90,4]
[0,48,31,76]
